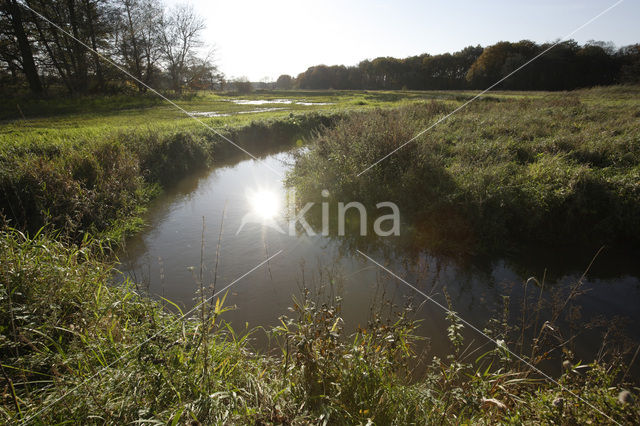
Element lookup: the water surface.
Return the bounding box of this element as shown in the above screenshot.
[119,148,640,370]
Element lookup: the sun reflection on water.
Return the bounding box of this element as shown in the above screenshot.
[247,188,281,221]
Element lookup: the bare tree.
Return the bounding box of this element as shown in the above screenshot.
[114,0,162,91]
[159,3,204,93]
[184,48,222,90]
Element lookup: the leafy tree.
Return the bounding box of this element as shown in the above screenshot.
[2,0,43,94]
[466,41,516,88]
[26,0,93,93]
[618,44,640,83]
[113,0,163,91]
[276,74,292,89]
[159,3,205,93]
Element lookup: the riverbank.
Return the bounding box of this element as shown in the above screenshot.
[0,109,339,243]
[288,86,640,254]
[1,227,638,423]
[1,88,639,423]
[0,89,439,242]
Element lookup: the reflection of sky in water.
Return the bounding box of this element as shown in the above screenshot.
[187,99,334,117]
[118,149,640,371]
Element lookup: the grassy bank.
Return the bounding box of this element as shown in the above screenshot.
[2,89,460,242]
[0,110,338,242]
[1,228,638,424]
[2,88,640,423]
[288,86,640,254]
[1,89,446,241]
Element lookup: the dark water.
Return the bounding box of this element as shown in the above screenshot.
[118,148,640,373]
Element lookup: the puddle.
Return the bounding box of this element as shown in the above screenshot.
[188,111,231,117]
[229,99,335,106]
[188,99,334,119]
[188,108,286,117]
[238,108,287,114]
[295,102,333,105]
[231,99,293,105]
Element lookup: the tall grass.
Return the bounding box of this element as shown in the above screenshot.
[1,227,638,423]
[287,88,640,254]
[2,87,640,423]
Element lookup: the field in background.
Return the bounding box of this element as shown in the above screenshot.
[0,89,543,147]
[2,86,638,240]
[3,86,635,146]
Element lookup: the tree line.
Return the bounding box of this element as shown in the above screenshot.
[3,1,639,97]
[279,40,640,91]
[0,0,222,95]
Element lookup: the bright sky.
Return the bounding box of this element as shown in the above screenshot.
[172,0,639,81]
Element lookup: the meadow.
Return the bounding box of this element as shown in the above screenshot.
[1,87,640,424]
[0,90,359,241]
[289,86,640,254]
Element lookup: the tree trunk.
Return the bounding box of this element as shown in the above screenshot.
[83,0,103,90]
[29,4,74,93]
[66,0,88,92]
[5,0,43,95]
[124,0,143,91]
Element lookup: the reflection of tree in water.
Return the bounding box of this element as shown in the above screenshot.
[288,183,640,285]
[287,181,640,354]
[284,195,502,310]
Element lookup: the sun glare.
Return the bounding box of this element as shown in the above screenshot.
[248,189,280,220]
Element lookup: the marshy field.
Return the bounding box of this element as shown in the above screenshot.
[1,86,640,424]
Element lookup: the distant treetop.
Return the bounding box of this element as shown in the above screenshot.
[294,41,640,91]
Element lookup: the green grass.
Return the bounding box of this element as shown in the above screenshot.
[0,89,548,151]
[1,228,638,424]
[2,87,640,423]
[0,88,562,242]
[287,85,640,254]
[1,90,420,137]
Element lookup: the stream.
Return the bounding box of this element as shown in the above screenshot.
[118,147,640,374]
